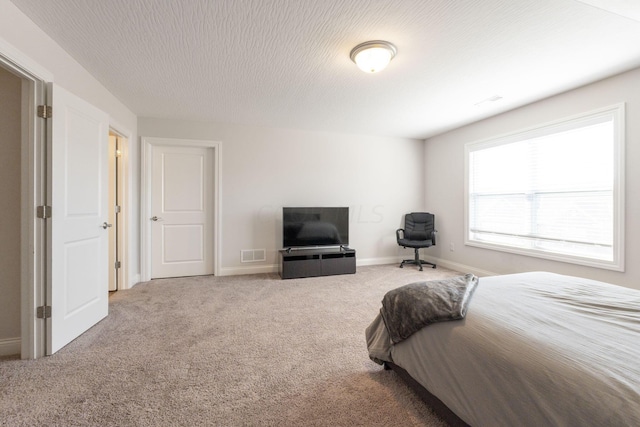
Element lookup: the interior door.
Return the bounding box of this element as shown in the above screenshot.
[48,83,109,354]
[151,145,214,278]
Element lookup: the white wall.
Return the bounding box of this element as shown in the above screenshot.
[0,66,22,350]
[424,67,640,289]
[0,0,140,286]
[139,118,425,274]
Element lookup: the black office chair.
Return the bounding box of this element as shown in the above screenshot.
[396,212,437,270]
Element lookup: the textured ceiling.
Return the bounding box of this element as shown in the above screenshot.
[9,0,640,139]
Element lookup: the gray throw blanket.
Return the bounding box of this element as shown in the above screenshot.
[380,274,479,344]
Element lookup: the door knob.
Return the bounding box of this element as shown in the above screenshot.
[102,222,112,229]
[151,216,161,221]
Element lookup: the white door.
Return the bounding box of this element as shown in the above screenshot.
[48,84,109,354]
[151,145,214,278]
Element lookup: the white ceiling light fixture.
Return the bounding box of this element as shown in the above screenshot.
[350,40,397,73]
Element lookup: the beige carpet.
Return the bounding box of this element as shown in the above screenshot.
[1,264,462,426]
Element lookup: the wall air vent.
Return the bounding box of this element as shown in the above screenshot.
[241,249,266,263]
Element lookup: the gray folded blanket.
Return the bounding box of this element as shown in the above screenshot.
[380,273,479,344]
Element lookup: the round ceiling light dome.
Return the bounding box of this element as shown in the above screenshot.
[350,40,397,73]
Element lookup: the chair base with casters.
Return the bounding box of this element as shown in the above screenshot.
[399,247,436,271]
[396,212,437,271]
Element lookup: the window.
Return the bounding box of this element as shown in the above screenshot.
[465,104,624,271]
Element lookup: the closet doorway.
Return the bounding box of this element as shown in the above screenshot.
[108,132,129,292]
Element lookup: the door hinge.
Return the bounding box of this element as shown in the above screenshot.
[115,205,121,214]
[37,305,52,319]
[115,261,121,269]
[36,205,52,219]
[37,105,52,119]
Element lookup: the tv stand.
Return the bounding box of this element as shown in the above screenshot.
[279,247,356,279]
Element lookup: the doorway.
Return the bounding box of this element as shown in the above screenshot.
[108,132,129,292]
[0,47,48,359]
[0,65,23,357]
[141,137,221,281]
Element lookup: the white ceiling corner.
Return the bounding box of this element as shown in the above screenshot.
[8,0,640,139]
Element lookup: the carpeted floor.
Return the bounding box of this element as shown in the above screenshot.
[0,264,462,426]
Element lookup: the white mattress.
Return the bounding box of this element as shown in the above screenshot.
[369,272,640,426]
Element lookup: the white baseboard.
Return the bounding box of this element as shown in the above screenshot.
[219,264,279,276]
[356,256,403,266]
[357,255,497,277]
[423,256,499,277]
[216,256,498,278]
[0,337,21,357]
[360,253,498,277]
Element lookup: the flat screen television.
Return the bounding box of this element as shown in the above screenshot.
[283,207,349,249]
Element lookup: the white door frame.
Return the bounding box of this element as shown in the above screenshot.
[108,125,133,289]
[141,137,221,281]
[0,38,52,359]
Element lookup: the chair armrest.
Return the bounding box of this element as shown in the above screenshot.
[431,229,437,245]
[396,228,405,243]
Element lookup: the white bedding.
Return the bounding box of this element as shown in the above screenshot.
[366,272,640,426]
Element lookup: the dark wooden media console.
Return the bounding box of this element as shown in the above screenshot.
[279,247,356,279]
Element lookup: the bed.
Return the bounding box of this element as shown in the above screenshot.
[366,272,640,426]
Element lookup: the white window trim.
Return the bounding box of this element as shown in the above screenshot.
[464,103,625,271]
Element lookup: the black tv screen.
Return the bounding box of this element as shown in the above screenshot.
[283,207,349,248]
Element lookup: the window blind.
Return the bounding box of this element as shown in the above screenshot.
[466,105,623,269]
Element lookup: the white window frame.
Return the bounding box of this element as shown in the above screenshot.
[464,103,625,271]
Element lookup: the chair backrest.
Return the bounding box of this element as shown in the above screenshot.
[404,212,435,240]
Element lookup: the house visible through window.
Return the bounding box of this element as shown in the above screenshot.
[465,104,624,271]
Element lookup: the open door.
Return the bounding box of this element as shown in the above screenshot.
[47,83,109,354]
